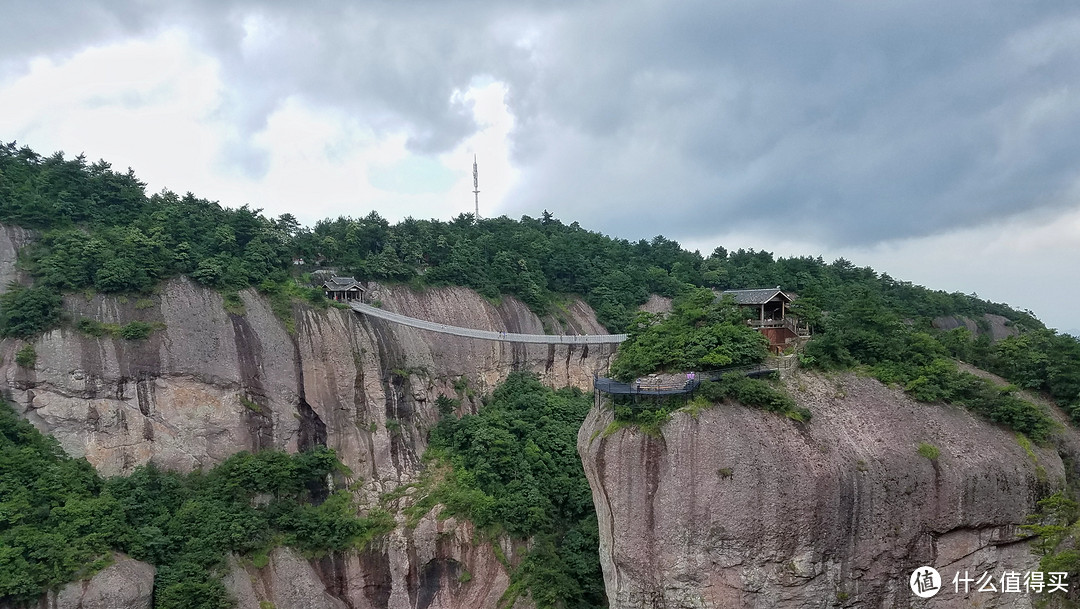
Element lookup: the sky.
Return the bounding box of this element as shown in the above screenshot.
[0,1,1078,334]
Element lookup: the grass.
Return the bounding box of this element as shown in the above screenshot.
[222,290,245,315]
[76,318,163,340]
[683,395,712,418]
[1016,433,1049,483]
[917,442,940,460]
[601,420,629,438]
[239,395,263,414]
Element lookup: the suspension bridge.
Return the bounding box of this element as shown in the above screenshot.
[349,301,628,345]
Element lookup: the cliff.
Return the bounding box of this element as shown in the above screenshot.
[578,369,1078,608]
[0,220,614,609]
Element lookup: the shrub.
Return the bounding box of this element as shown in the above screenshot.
[917,442,940,460]
[222,291,245,315]
[118,321,153,340]
[696,375,809,421]
[77,317,109,337]
[0,286,62,338]
[419,372,605,608]
[15,344,36,368]
[610,289,768,381]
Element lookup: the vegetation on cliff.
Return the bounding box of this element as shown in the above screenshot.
[4,140,1064,335]
[1024,491,1080,604]
[804,288,1058,440]
[413,372,604,609]
[609,288,768,381]
[0,399,392,608]
[2,141,1078,428]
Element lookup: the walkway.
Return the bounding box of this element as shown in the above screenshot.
[594,363,779,396]
[349,301,628,345]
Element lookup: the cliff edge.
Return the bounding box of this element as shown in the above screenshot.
[579,369,1076,608]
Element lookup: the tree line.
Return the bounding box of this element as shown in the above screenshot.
[2,140,1077,419]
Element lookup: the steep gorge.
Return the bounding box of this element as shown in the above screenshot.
[3,218,1076,609]
[0,222,614,609]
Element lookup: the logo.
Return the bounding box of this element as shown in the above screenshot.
[910,567,942,598]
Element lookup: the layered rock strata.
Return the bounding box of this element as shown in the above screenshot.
[2,264,612,608]
[579,370,1073,608]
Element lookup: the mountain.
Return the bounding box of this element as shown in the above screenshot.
[3,143,1080,608]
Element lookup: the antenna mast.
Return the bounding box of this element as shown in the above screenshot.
[472,155,480,221]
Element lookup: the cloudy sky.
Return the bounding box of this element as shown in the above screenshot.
[1,1,1078,333]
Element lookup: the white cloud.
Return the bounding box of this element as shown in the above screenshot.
[0,30,222,187]
[0,30,520,226]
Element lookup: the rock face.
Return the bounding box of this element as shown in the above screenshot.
[4,279,612,483]
[40,554,155,609]
[579,370,1075,608]
[0,224,33,295]
[224,514,520,609]
[0,225,614,609]
[932,314,1019,342]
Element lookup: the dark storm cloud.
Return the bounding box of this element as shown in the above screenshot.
[500,1,1080,244]
[3,0,1080,244]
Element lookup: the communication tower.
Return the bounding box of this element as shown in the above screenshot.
[472,155,480,220]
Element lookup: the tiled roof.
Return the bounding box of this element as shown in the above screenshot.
[324,276,364,290]
[719,288,791,305]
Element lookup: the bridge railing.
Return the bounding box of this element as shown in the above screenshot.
[349,301,628,344]
[594,363,778,397]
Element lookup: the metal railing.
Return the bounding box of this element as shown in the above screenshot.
[350,301,628,344]
[593,363,779,396]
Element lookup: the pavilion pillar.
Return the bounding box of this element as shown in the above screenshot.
[760,305,765,321]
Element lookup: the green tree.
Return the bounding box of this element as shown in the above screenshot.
[0,286,61,338]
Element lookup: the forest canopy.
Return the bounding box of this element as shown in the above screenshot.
[1,140,1078,419]
[0,398,390,609]
[0,141,1046,334]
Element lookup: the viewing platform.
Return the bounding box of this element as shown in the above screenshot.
[593,363,780,397]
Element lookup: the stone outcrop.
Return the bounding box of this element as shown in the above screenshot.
[0,222,614,609]
[0,224,33,295]
[35,554,155,609]
[2,279,613,485]
[579,370,1076,608]
[932,314,1019,342]
[223,514,522,609]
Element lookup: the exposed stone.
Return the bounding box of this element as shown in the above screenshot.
[224,548,348,609]
[49,554,154,609]
[931,314,1019,342]
[0,224,34,295]
[637,294,673,315]
[0,231,599,609]
[579,370,1075,608]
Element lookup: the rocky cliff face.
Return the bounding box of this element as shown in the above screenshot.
[932,314,1019,342]
[4,279,612,482]
[0,224,614,609]
[579,370,1076,608]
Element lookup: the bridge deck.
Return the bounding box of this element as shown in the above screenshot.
[349,301,628,344]
[594,364,779,396]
